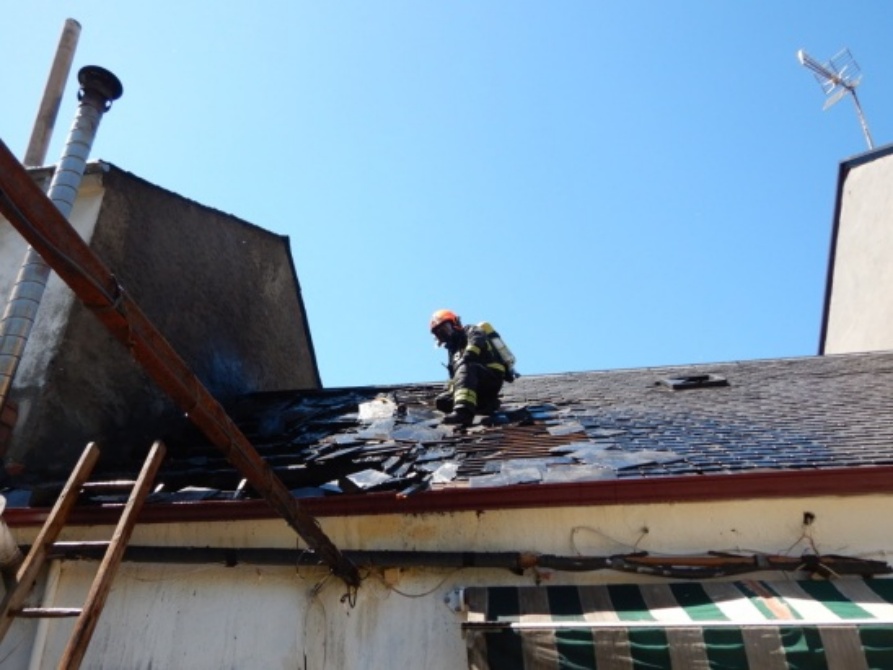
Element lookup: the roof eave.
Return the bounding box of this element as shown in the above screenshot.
[6,464,892,528]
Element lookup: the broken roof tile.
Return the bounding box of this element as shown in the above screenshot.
[546,421,587,436]
[16,352,893,506]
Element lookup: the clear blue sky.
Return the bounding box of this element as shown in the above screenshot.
[2,3,890,387]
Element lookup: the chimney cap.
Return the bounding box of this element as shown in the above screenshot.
[78,65,123,102]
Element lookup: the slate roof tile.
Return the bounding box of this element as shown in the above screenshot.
[10,351,893,506]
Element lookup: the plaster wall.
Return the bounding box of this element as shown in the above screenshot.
[824,151,893,353]
[1,164,321,477]
[0,172,105,388]
[90,167,320,397]
[20,493,885,559]
[4,494,890,669]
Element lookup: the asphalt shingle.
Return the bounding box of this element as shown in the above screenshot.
[12,351,893,506]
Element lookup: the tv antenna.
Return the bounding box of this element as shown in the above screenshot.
[797,48,874,150]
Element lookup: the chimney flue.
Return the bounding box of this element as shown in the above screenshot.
[78,65,123,109]
[0,66,123,472]
[48,65,123,218]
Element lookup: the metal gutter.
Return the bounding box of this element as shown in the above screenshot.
[0,139,359,590]
[6,463,893,528]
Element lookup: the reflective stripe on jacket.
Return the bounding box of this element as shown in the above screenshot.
[447,325,505,410]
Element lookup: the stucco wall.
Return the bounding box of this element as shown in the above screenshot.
[0,172,105,390]
[1,164,320,477]
[3,494,890,669]
[823,149,893,354]
[91,167,320,397]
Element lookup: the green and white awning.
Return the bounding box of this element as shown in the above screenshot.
[462,580,893,669]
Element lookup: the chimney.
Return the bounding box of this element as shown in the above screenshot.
[0,66,123,474]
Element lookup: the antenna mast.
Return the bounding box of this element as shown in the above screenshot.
[797,48,874,150]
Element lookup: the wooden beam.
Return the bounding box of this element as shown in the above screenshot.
[0,139,359,589]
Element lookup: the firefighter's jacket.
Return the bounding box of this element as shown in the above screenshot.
[446,325,505,410]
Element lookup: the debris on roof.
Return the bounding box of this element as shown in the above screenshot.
[8,352,893,507]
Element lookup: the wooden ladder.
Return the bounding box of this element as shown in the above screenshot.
[0,440,165,669]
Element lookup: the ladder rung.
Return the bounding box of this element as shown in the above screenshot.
[0,440,166,669]
[17,607,83,618]
[80,480,137,492]
[51,541,111,552]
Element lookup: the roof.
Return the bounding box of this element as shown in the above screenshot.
[8,349,893,519]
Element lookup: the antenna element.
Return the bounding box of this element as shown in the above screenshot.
[797,48,874,150]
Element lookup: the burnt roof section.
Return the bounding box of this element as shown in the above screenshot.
[9,350,893,509]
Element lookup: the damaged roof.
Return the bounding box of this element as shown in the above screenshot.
[10,349,893,514]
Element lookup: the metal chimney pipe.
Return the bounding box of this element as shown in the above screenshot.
[0,66,123,429]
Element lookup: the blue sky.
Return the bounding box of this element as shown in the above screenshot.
[2,3,890,387]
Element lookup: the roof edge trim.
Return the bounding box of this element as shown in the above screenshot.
[7,465,893,527]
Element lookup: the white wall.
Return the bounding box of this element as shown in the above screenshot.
[0,171,105,389]
[3,493,892,669]
[824,150,893,354]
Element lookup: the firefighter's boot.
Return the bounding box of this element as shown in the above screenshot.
[443,406,474,427]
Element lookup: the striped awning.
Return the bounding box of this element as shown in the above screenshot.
[462,579,893,669]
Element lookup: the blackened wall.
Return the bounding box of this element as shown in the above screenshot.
[3,163,320,478]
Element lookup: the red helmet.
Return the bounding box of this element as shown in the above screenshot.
[429,309,460,333]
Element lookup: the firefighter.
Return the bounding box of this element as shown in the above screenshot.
[429,309,505,426]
